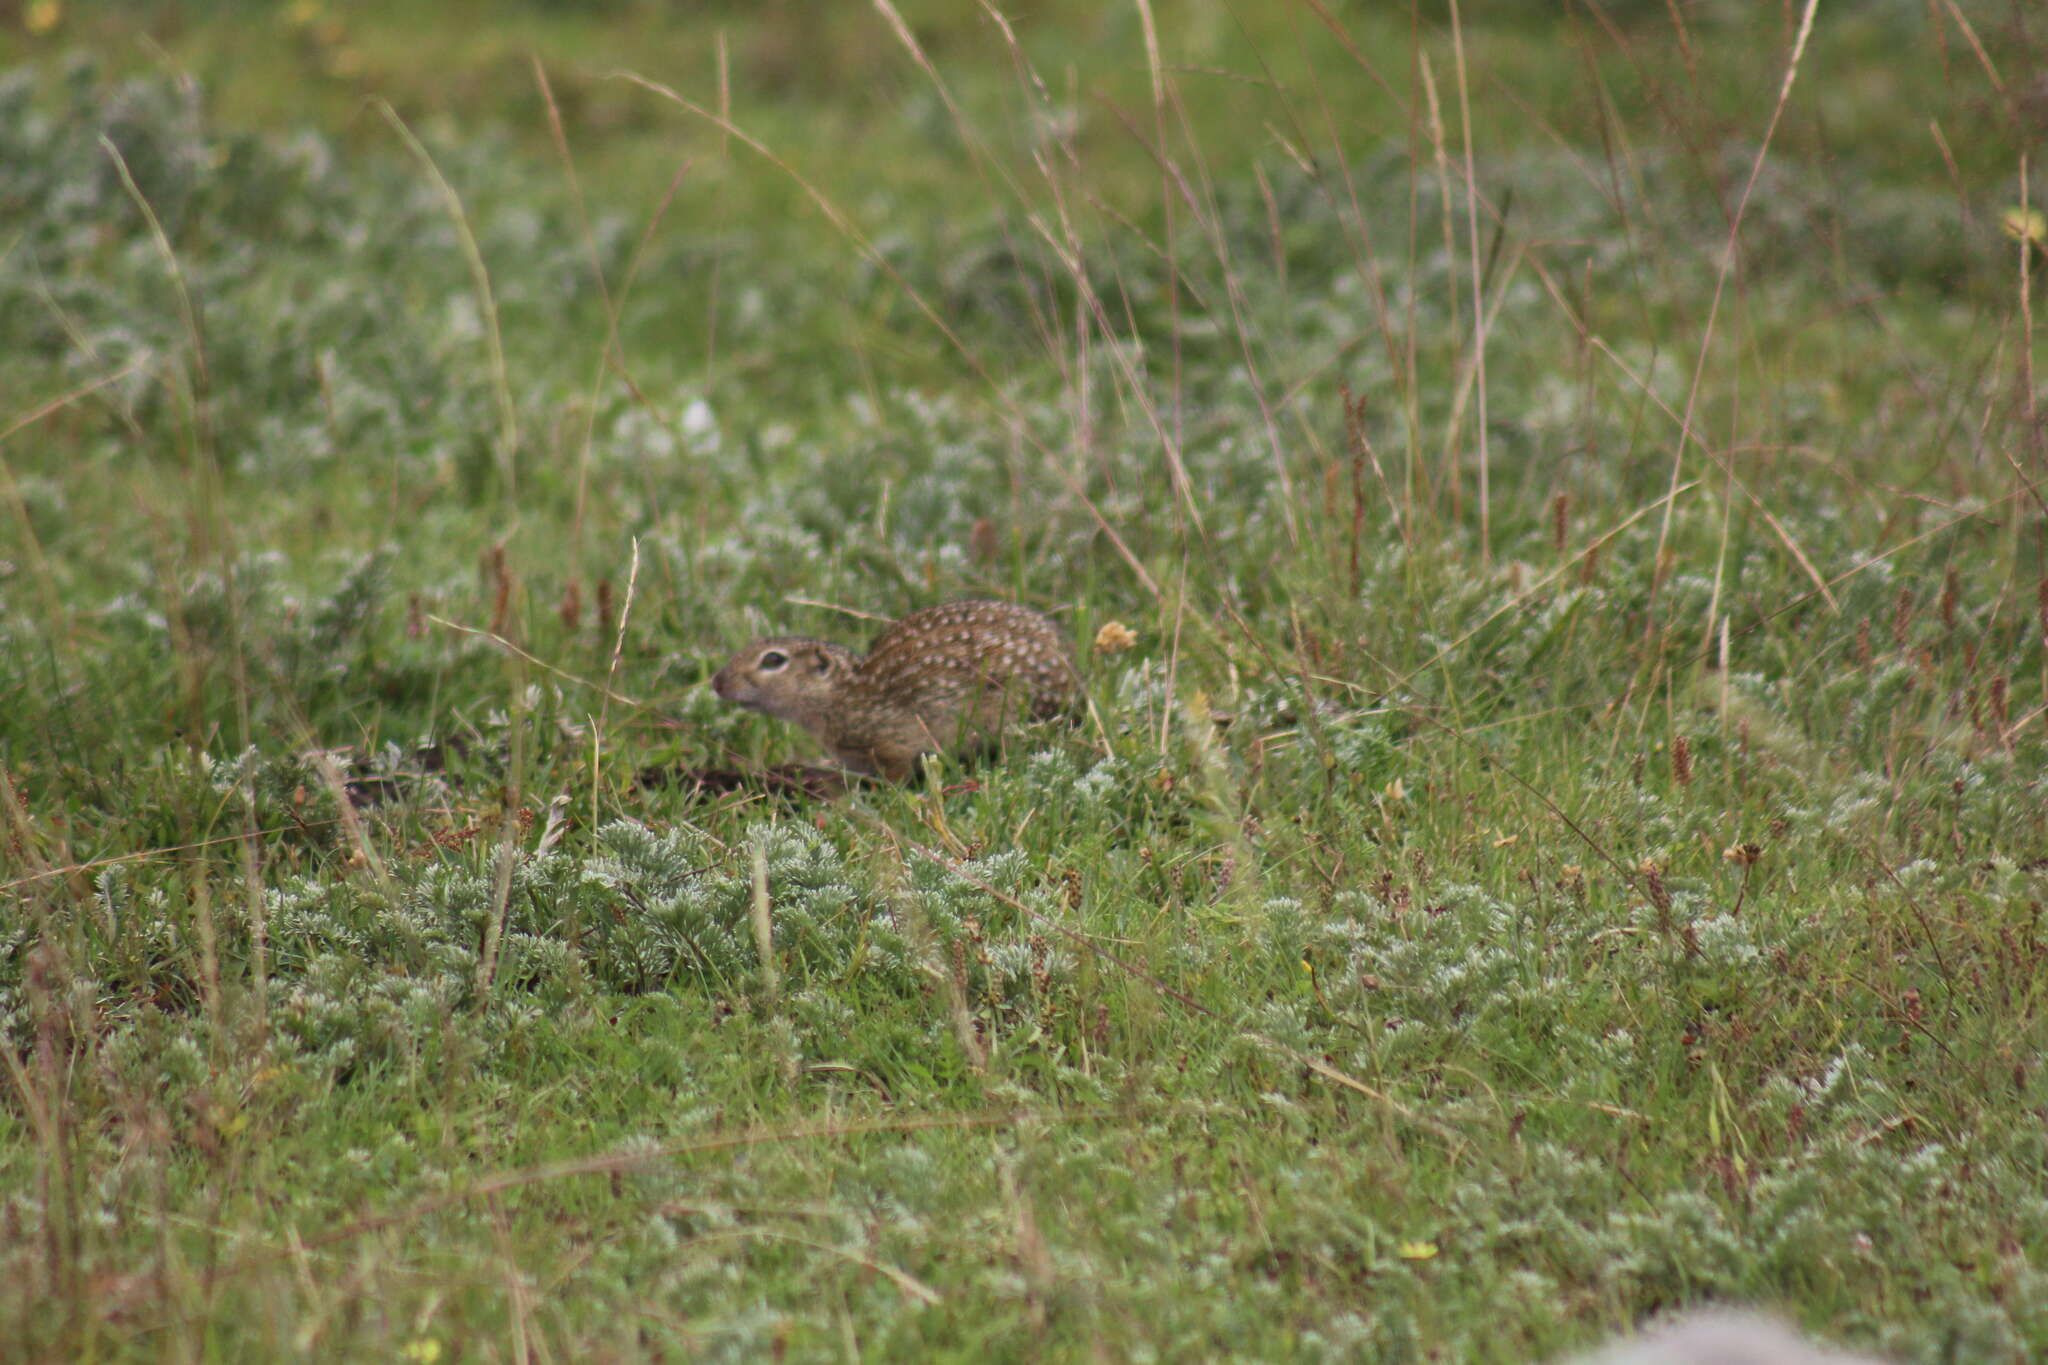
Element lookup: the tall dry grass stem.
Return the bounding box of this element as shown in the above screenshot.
[378,102,521,502]
[1661,0,1821,654]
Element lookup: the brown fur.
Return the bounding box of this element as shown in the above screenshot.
[710,600,1080,781]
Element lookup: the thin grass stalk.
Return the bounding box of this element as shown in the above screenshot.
[1415,51,1462,523]
[378,102,521,502]
[1445,0,1493,563]
[2017,156,2042,527]
[1656,0,1821,628]
[478,635,530,997]
[593,536,642,839]
[750,829,781,1012]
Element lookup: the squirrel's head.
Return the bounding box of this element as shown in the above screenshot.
[710,637,853,723]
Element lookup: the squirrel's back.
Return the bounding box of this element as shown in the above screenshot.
[854,600,1078,718]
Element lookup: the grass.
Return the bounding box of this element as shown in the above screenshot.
[4,0,2048,1360]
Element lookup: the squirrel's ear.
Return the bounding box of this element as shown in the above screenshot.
[810,648,835,675]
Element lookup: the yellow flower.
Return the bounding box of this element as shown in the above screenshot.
[25,1,63,35]
[2002,207,2047,246]
[1093,620,1138,654]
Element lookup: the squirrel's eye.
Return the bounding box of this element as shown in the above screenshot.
[758,650,789,671]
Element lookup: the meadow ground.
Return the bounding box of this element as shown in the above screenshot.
[3,1,2047,1360]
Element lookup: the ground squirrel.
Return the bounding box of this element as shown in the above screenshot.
[710,599,1082,782]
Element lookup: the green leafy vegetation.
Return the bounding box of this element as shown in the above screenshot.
[4,1,2047,1359]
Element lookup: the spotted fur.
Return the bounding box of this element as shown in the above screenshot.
[710,600,1081,781]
